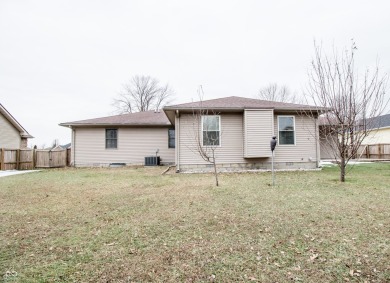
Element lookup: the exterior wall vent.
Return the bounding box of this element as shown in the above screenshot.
[109,163,126,168]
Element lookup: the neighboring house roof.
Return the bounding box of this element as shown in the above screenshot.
[0,103,33,138]
[61,143,71,149]
[366,113,390,129]
[59,110,171,127]
[44,145,63,151]
[44,142,71,151]
[318,113,390,129]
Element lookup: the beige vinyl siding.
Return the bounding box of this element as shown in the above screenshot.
[74,127,174,166]
[320,136,337,159]
[361,127,390,145]
[178,112,319,166]
[179,113,245,165]
[244,109,273,158]
[273,114,317,162]
[0,112,21,148]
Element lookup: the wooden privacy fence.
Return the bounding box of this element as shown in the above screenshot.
[357,144,390,159]
[0,148,34,170]
[35,149,67,168]
[0,148,71,170]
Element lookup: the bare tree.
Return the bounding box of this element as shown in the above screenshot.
[189,86,221,186]
[306,41,388,182]
[113,75,174,113]
[257,83,302,103]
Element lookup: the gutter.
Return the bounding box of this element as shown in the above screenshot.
[59,123,171,128]
[163,106,329,112]
[21,134,34,138]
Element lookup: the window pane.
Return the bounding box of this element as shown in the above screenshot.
[279,117,294,131]
[202,116,219,131]
[106,129,117,138]
[106,129,118,149]
[168,129,175,148]
[106,139,117,148]
[202,116,220,146]
[279,131,295,145]
[203,131,220,146]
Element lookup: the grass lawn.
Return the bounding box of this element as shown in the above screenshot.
[1,163,389,282]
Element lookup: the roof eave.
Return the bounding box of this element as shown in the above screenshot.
[163,106,271,111]
[59,123,171,127]
[21,134,34,138]
[0,104,33,139]
[164,106,326,113]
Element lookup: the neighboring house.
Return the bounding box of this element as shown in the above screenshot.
[0,103,33,148]
[60,143,72,149]
[59,110,175,167]
[44,142,71,151]
[45,145,65,151]
[60,96,323,170]
[360,113,390,145]
[318,113,390,160]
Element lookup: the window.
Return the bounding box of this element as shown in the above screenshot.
[278,116,295,145]
[168,129,175,148]
[202,115,220,146]
[106,129,118,149]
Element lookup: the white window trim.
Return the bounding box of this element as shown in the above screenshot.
[201,115,221,147]
[105,128,119,149]
[277,115,296,146]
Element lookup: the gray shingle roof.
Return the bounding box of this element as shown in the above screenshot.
[60,97,328,128]
[366,113,390,129]
[164,96,322,111]
[59,110,171,127]
[318,113,390,129]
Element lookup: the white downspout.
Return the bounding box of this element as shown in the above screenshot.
[175,110,180,172]
[72,127,76,167]
[315,118,319,167]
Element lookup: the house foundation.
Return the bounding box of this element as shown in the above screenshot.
[178,161,317,173]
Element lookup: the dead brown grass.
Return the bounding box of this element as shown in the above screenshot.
[0,164,389,282]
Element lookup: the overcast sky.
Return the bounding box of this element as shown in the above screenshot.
[1,0,389,146]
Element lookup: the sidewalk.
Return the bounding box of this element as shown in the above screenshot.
[0,170,41,178]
